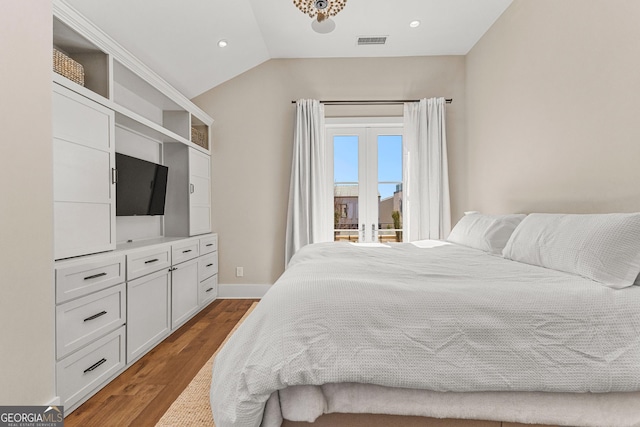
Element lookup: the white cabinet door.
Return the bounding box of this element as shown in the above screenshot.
[53,84,116,259]
[188,148,211,236]
[127,269,171,363]
[171,258,199,329]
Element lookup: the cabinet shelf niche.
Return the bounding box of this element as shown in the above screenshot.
[113,60,191,142]
[190,115,210,150]
[53,17,109,99]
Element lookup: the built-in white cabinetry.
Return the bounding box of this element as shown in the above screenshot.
[198,234,219,306]
[170,239,201,329]
[55,234,218,413]
[125,245,172,363]
[165,145,212,237]
[53,1,213,154]
[53,84,116,260]
[55,254,127,410]
[55,254,125,303]
[127,269,170,363]
[52,1,218,415]
[171,238,200,265]
[52,0,214,259]
[56,327,126,412]
[171,257,200,330]
[56,284,126,359]
[189,149,213,235]
[126,245,172,281]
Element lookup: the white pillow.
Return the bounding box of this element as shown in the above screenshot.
[502,213,640,289]
[447,213,526,254]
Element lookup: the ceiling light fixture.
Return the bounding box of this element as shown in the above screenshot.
[410,20,421,28]
[217,39,228,48]
[294,0,347,34]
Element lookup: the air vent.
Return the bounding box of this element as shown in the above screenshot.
[357,36,387,46]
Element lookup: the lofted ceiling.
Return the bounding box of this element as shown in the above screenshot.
[63,0,513,99]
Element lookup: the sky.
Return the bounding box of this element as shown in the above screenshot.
[334,134,402,199]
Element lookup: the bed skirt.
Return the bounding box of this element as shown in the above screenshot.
[264,383,640,427]
[282,413,537,427]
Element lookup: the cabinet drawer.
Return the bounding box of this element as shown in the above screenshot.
[56,284,126,360]
[199,252,218,282]
[56,326,125,410]
[199,274,218,307]
[172,240,199,264]
[199,234,218,255]
[127,245,171,281]
[56,255,125,303]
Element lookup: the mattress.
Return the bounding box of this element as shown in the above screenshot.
[210,241,640,427]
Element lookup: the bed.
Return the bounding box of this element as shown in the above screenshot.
[210,213,640,427]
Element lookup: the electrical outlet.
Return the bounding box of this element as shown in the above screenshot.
[236,267,244,277]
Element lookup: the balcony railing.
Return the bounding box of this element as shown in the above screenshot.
[334,227,403,243]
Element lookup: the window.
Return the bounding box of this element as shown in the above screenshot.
[327,118,403,243]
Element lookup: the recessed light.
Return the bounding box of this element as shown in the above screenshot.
[217,39,228,48]
[410,20,421,28]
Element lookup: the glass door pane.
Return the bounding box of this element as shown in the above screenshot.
[329,125,403,244]
[377,134,403,242]
[333,135,359,242]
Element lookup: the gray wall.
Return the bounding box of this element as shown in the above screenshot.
[0,0,55,404]
[466,0,640,214]
[194,56,467,286]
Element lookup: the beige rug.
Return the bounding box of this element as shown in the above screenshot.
[156,302,258,427]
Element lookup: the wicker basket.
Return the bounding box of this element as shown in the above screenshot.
[53,48,85,86]
[191,127,208,149]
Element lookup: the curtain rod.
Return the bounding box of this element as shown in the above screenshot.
[290,99,453,106]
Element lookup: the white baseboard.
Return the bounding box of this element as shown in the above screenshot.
[46,396,61,406]
[218,284,271,299]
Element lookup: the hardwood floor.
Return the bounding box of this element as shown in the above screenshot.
[64,299,258,427]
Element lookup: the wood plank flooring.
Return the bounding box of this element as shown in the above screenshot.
[64,299,258,427]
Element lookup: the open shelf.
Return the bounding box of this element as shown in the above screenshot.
[114,109,189,146]
[190,115,210,151]
[53,0,213,162]
[53,17,109,98]
[113,60,191,141]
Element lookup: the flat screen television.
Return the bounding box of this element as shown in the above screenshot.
[115,153,169,216]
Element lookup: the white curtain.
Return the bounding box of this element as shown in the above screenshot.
[403,98,451,241]
[285,99,331,266]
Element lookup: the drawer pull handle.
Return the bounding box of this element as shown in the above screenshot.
[182,249,192,253]
[84,358,107,374]
[144,258,159,264]
[206,263,214,267]
[84,311,107,322]
[206,243,214,247]
[206,287,214,293]
[84,272,107,281]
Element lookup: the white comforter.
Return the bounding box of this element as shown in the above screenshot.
[210,241,640,427]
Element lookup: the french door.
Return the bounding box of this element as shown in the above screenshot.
[327,120,403,243]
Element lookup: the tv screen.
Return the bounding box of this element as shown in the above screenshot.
[115,153,168,216]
